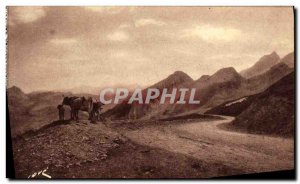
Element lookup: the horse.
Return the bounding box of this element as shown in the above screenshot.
[79,97,93,120]
[62,96,78,120]
[62,96,93,120]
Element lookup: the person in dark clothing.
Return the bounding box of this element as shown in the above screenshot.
[92,101,104,121]
[57,104,65,121]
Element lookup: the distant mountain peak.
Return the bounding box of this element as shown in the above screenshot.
[9,85,21,90]
[171,71,192,79]
[215,67,237,74]
[270,51,279,56]
[264,51,280,60]
[240,51,280,79]
[212,67,240,78]
[147,70,193,90]
[7,85,29,101]
[165,70,193,83]
[8,85,24,94]
[209,67,242,83]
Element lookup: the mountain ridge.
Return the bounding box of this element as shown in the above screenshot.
[240,51,280,78]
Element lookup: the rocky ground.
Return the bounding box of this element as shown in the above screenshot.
[11,115,294,179]
[12,120,119,178]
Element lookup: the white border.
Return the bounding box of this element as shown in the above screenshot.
[0,0,298,6]
[1,1,298,184]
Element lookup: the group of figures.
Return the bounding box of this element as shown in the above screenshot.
[57,96,104,122]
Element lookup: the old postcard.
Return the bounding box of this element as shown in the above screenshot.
[6,6,295,179]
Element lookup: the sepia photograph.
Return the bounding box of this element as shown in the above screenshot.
[6,6,295,179]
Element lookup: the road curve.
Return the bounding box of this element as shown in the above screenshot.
[123,115,294,175]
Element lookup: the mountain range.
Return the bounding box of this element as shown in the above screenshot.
[7,51,294,136]
[7,88,102,137]
[104,51,294,120]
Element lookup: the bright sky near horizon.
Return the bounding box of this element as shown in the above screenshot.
[7,7,294,92]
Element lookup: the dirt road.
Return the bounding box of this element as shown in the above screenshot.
[123,115,294,174]
[12,115,294,178]
[13,118,242,178]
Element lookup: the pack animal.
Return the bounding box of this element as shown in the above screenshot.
[62,96,93,120]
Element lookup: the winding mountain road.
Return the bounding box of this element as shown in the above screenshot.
[123,116,294,174]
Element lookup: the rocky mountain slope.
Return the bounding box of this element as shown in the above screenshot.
[240,52,280,78]
[170,67,246,114]
[281,52,294,68]
[103,71,194,120]
[206,52,294,117]
[206,66,293,116]
[205,96,256,116]
[163,52,294,117]
[231,72,295,137]
[105,52,294,120]
[7,87,69,137]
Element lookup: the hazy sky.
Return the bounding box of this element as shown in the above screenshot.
[7,7,294,92]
